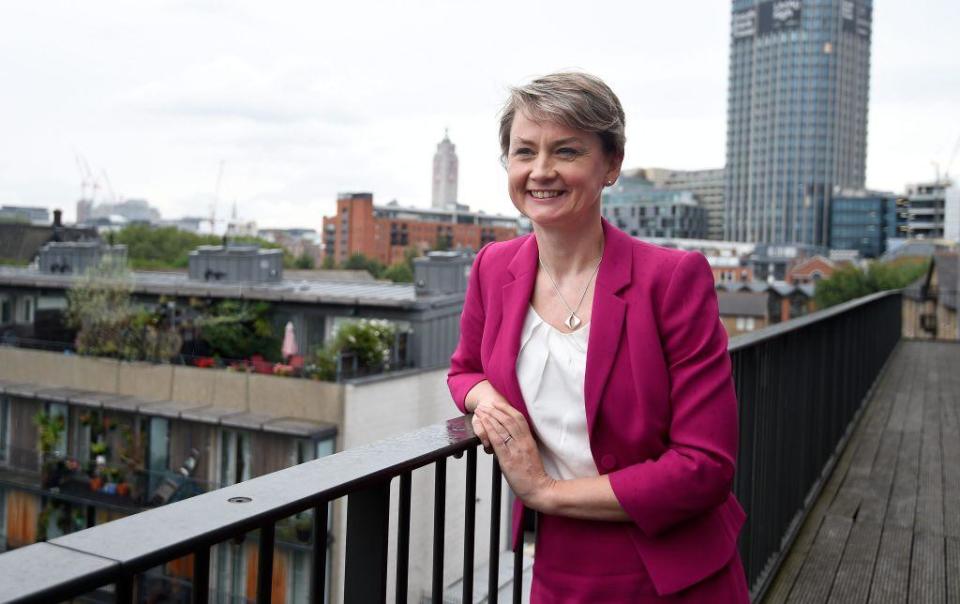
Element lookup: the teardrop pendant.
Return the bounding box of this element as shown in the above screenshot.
[565,313,582,330]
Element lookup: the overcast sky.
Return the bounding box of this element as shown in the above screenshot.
[1,1,957,230]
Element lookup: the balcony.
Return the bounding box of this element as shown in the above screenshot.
[2,291,948,603]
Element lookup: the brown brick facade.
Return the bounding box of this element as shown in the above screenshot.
[323,193,518,266]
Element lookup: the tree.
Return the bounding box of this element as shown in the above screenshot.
[321,255,336,269]
[814,258,929,309]
[813,266,870,309]
[113,225,292,270]
[381,262,413,283]
[65,262,181,361]
[293,252,315,269]
[342,253,385,279]
[194,300,279,361]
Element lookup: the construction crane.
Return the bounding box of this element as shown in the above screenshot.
[943,133,960,183]
[203,160,226,233]
[100,168,119,204]
[73,152,100,202]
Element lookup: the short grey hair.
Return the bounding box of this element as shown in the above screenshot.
[498,72,626,162]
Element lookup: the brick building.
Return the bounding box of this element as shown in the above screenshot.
[322,193,519,267]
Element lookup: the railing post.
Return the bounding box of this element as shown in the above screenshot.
[193,546,210,604]
[344,482,391,603]
[311,503,330,604]
[256,523,274,604]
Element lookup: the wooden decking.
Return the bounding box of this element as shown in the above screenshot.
[765,340,960,603]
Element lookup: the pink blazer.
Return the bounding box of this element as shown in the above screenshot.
[447,218,746,596]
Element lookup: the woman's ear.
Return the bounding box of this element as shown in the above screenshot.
[606,151,625,184]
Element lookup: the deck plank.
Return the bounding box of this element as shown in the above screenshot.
[787,515,852,604]
[764,341,960,604]
[827,520,882,604]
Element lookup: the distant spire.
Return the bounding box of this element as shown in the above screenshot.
[432,129,458,210]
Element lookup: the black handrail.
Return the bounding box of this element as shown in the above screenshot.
[0,290,903,603]
[730,290,902,600]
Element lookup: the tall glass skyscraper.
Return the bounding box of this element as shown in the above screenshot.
[725,0,873,245]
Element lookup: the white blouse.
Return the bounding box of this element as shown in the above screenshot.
[515,305,599,481]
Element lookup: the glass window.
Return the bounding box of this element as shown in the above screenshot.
[0,487,6,552]
[219,430,251,487]
[148,418,170,495]
[0,396,8,464]
[22,298,34,324]
[214,541,247,602]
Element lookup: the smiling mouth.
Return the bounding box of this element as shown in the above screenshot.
[528,190,565,199]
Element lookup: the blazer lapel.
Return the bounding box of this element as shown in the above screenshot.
[497,235,539,422]
[584,219,632,435]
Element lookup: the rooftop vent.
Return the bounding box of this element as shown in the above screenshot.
[37,241,127,275]
[188,245,283,283]
[414,250,471,295]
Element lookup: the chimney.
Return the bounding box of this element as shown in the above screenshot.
[53,209,62,227]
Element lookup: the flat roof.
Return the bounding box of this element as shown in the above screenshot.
[0,266,461,309]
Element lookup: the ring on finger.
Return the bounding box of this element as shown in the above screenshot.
[503,434,513,445]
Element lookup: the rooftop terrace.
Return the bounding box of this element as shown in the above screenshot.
[4,291,954,603]
[764,340,960,603]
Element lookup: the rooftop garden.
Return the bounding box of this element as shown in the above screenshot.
[59,262,406,381]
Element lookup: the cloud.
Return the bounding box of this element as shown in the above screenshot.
[121,55,364,127]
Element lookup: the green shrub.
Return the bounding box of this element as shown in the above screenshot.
[307,319,397,381]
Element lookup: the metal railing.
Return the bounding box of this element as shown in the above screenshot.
[729,290,902,600]
[0,291,903,603]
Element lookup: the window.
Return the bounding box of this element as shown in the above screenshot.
[0,487,6,552]
[21,298,34,324]
[215,541,248,602]
[0,297,9,324]
[285,437,335,604]
[0,396,7,464]
[148,418,170,495]
[219,430,251,487]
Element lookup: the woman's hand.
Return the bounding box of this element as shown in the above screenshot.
[474,399,555,511]
[465,381,511,454]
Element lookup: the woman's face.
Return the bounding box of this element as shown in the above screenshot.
[506,110,621,229]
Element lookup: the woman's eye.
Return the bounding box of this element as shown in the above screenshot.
[513,148,534,157]
[557,147,581,157]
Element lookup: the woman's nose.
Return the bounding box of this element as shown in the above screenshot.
[530,154,556,181]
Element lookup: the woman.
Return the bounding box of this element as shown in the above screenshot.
[447,72,749,603]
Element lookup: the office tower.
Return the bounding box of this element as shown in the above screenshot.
[829,188,903,258]
[431,130,458,210]
[904,180,952,240]
[725,0,873,245]
[601,174,708,240]
[634,168,725,240]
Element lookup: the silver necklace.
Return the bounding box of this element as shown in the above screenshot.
[538,255,603,330]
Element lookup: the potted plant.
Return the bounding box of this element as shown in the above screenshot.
[91,440,109,462]
[34,412,66,487]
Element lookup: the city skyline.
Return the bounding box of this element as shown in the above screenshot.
[0,1,957,230]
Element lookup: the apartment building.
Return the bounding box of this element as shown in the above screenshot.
[321,193,518,267]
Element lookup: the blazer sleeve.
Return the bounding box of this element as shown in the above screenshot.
[447,243,492,414]
[608,251,738,538]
